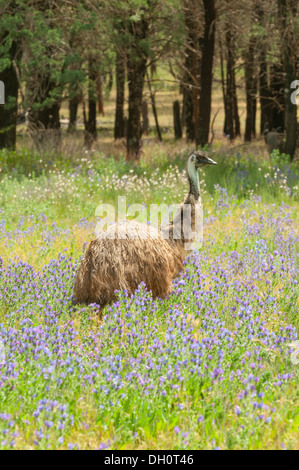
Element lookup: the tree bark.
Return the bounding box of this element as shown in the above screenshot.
[183,85,194,141]
[232,71,241,137]
[126,18,149,161]
[27,72,61,151]
[0,42,19,149]
[84,58,97,149]
[221,28,240,140]
[146,71,162,142]
[256,5,271,135]
[244,38,257,142]
[96,72,104,116]
[269,64,285,132]
[228,30,240,137]
[173,100,182,139]
[196,0,216,147]
[278,0,297,160]
[259,50,272,134]
[26,1,61,151]
[67,96,79,133]
[114,51,126,140]
[142,100,149,135]
[183,1,200,142]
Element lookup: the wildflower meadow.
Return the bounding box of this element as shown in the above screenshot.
[0,147,298,450]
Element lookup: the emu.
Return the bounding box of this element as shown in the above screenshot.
[73,150,217,308]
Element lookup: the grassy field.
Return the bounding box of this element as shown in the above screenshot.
[0,141,298,449]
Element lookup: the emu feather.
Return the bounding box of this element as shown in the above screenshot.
[73,151,216,308]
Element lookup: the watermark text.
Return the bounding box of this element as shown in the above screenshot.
[95,196,204,251]
[0,81,4,105]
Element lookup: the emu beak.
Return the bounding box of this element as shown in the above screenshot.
[203,156,217,165]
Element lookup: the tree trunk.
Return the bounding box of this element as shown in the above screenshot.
[256,5,271,135]
[67,96,79,133]
[96,72,104,116]
[106,69,113,94]
[259,50,272,134]
[0,42,19,150]
[183,85,194,141]
[269,64,285,132]
[27,72,61,152]
[173,100,182,139]
[142,100,149,135]
[26,1,61,151]
[114,51,126,140]
[146,71,162,142]
[244,38,257,142]
[196,0,216,147]
[221,28,240,140]
[232,71,241,137]
[278,0,297,160]
[183,1,200,142]
[227,29,240,138]
[225,36,234,138]
[252,77,257,139]
[84,59,97,149]
[220,41,228,136]
[126,18,149,161]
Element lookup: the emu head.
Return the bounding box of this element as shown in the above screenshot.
[189,150,217,169]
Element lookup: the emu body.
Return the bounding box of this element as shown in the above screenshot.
[73,151,216,308]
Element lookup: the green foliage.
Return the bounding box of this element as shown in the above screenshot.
[0,0,105,115]
[270,149,291,165]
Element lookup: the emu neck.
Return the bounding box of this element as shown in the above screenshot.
[163,162,201,251]
[187,160,200,200]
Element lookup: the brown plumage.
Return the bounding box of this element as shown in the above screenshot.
[73,150,217,308]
